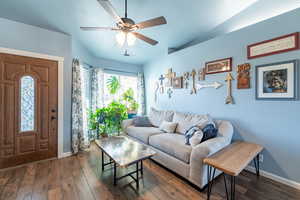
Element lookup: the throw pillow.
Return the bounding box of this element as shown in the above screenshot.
[133,116,153,127]
[149,107,174,127]
[173,112,212,134]
[190,130,204,147]
[159,121,178,133]
[201,124,218,143]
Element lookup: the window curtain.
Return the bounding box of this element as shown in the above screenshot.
[71,59,88,153]
[137,72,146,116]
[91,68,104,112]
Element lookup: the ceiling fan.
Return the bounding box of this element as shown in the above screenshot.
[80,0,167,46]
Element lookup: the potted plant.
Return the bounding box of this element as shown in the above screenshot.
[88,101,128,138]
[121,88,139,118]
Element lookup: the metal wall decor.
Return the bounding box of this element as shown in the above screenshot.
[167,88,173,98]
[199,68,206,81]
[158,74,165,93]
[165,68,176,87]
[183,72,190,89]
[225,73,234,104]
[190,69,197,94]
[172,76,183,89]
[237,63,251,89]
[196,82,223,90]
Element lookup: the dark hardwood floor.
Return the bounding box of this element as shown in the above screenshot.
[0,143,299,200]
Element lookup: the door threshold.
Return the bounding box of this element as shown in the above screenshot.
[0,157,59,171]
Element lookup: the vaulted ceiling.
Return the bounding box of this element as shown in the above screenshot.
[0,0,299,64]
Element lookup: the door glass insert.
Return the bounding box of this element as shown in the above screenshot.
[20,76,35,132]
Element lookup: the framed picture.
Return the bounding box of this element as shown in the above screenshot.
[256,60,298,100]
[172,77,183,89]
[205,57,232,74]
[248,32,299,59]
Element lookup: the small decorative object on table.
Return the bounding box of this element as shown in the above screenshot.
[183,72,190,89]
[248,32,299,59]
[225,73,234,104]
[172,76,183,89]
[158,74,165,93]
[256,60,298,100]
[205,57,232,74]
[190,69,197,95]
[237,63,251,89]
[165,68,176,87]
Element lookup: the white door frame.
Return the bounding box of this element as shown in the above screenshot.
[0,47,65,158]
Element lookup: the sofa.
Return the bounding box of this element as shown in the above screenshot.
[122,108,234,189]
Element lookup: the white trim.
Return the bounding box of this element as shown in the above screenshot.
[0,47,65,158]
[59,152,73,158]
[246,166,300,190]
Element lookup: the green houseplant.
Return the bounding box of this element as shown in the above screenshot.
[122,88,139,117]
[88,101,128,138]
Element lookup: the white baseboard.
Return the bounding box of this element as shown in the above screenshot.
[58,152,73,159]
[245,166,300,190]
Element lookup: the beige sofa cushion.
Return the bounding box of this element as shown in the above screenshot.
[149,133,192,164]
[159,121,178,133]
[149,107,174,127]
[172,112,212,134]
[126,126,163,144]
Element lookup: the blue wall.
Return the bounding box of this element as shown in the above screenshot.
[144,8,300,182]
[0,18,142,153]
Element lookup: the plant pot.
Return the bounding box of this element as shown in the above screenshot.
[128,113,137,119]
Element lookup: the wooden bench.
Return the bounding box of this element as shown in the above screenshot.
[204,141,263,200]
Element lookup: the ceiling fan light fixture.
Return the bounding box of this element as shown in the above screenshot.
[127,32,136,46]
[116,31,136,47]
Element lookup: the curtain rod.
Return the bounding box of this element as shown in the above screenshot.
[103,68,138,75]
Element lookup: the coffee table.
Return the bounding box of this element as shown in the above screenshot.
[95,136,156,189]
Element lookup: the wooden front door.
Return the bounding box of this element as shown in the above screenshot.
[0,53,58,169]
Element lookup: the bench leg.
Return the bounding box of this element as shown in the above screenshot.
[207,165,216,200]
[254,154,260,177]
[230,176,236,200]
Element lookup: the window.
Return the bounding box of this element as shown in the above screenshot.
[20,76,35,132]
[103,73,138,106]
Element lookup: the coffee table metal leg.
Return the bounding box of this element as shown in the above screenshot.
[136,162,139,189]
[113,162,117,186]
[141,160,144,176]
[101,150,104,171]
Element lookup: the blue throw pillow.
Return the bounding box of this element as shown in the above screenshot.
[201,124,218,143]
[133,116,153,127]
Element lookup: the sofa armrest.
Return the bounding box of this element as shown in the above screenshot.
[121,119,134,133]
[189,136,231,187]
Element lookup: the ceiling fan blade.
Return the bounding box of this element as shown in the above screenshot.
[132,32,158,46]
[80,27,120,31]
[135,16,167,29]
[97,0,124,24]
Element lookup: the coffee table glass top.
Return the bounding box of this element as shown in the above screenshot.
[95,136,156,167]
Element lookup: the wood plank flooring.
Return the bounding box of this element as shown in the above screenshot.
[0,143,299,200]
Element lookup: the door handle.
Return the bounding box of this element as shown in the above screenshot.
[51,116,57,120]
